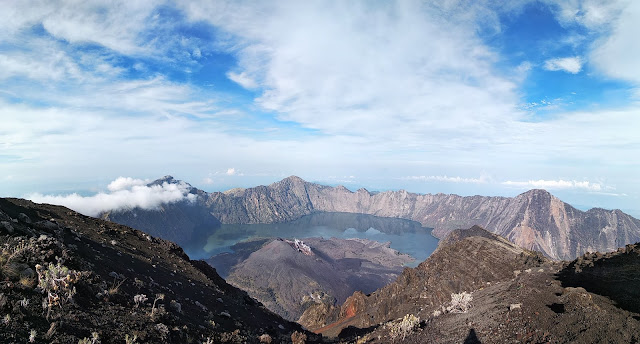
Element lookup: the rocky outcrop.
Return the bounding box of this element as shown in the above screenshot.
[103,176,640,260]
[210,237,413,322]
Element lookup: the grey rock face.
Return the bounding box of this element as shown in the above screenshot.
[104,176,640,261]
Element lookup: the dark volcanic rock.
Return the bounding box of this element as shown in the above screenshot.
[0,198,316,344]
[103,176,640,260]
[558,242,640,314]
[212,237,413,322]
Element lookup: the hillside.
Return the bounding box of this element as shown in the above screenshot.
[0,198,316,344]
[316,226,640,343]
[104,176,640,260]
[209,237,413,321]
[301,225,549,336]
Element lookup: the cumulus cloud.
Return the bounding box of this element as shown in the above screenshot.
[402,175,488,184]
[502,179,604,191]
[544,57,583,74]
[27,178,197,217]
[181,1,524,142]
[107,177,149,192]
[226,168,236,176]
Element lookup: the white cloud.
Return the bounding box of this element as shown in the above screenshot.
[107,177,150,192]
[226,168,236,176]
[182,1,524,142]
[402,175,488,184]
[502,179,604,191]
[0,1,156,56]
[544,57,583,74]
[549,0,629,29]
[590,1,640,84]
[227,71,258,89]
[27,178,197,217]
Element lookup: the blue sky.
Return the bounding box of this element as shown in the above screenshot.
[1,0,639,217]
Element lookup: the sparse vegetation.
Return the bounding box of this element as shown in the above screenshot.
[35,262,80,319]
[291,330,307,344]
[448,291,473,313]
[150,293,165,318]
[77,332,100,344]
[258,333,273,343]
[388,314,420,341]
[133,294,147,308]
[125,333,138,344]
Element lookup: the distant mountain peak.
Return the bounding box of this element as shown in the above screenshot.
[282,175,306,183]
[147,176,195,191]
[519,189,553,197]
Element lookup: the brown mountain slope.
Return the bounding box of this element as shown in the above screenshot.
[104,176,640,260]
[301,225,549,336]
[348,237,640,343]
[211,237,413,321]
[0,198,316,344]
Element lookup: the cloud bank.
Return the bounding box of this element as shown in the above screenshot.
[27,177,197,217]
[502,179,603,191]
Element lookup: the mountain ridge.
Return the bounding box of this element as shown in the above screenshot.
[102,175,640,260]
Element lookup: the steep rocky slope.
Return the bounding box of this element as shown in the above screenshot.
[103,176,640,260]
[0,198,316,343]
[346,238,640,343]
[301,225,548,336]
[210,237,413,321]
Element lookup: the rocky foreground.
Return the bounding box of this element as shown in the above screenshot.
[104,176,640,260]
[0,198,316,343]
[4,195,639,344]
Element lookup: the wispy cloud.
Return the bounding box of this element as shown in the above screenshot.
[502,179,604,191]
[227,71,258,89]
[27,177,197,217]
[544,57,583,74]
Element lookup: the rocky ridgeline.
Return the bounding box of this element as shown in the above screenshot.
[104,176,640,260]
[0,198,317,344]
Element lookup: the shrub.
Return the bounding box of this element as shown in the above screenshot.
[35,262,80,319]
[447,291,473,313]
[389,314,420,341]
[125,334,137,344]
[77,332,100,344]
[258,333,272,343]
[291,331,307,344]
[133,294,147,308]
[150,294,165,318]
